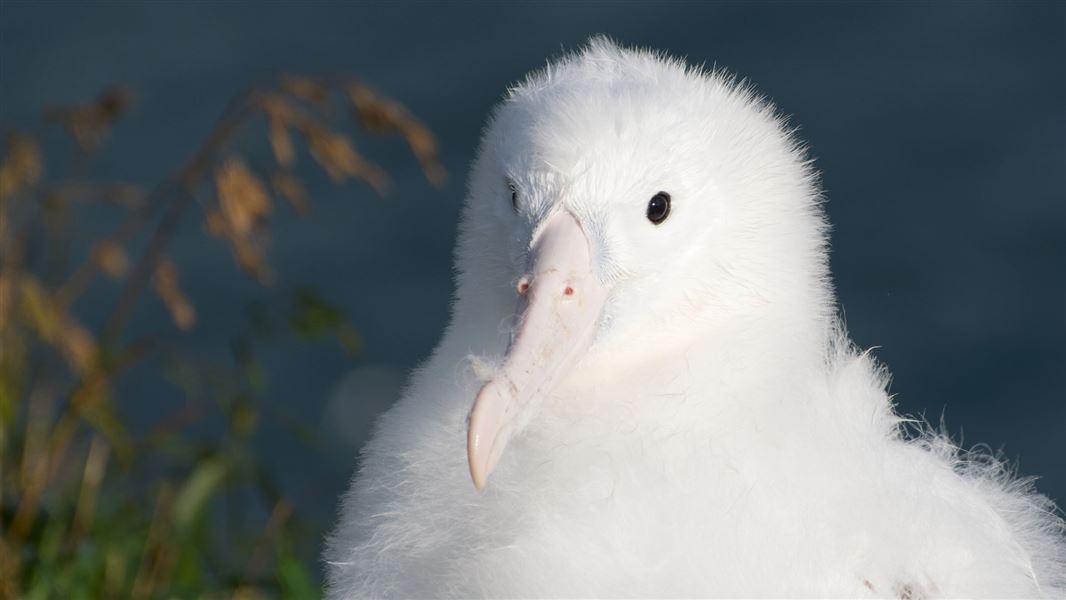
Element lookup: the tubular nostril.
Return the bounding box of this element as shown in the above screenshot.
[516,277,531,295]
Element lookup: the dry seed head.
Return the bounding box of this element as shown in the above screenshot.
[345,84,444,187]
[305,126,389,191]
[215,158,272,236]
[257,93,296,123]
[280,75,330,106]
[154,258,196,330]
[231,236,274,284]
[268,119,296,168]
[95,86,136,119]
[93,241,131,278]
[346,84,397,134]
[0,132,44,200]
[46,86,136,153]
[258,94,298,168]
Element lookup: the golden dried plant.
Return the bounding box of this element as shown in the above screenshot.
[43,87,136,153]
[345,83,445,187]
[92,241,131,279]
[216,158,273,236]
[0,132,42,201]
[153,258,196,331]
[0,72,444,598]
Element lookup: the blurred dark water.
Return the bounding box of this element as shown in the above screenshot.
[2,0,1063,546]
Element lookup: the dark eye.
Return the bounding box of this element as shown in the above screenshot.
[646,191,671,225]
[507,180,518,212]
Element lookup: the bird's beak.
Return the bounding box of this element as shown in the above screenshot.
[467,210,607,490]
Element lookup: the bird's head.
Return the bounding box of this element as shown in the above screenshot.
[456,38,832,489]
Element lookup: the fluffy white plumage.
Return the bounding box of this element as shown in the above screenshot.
[326,38,1066,598]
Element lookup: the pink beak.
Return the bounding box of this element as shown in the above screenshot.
[466,211,608,490]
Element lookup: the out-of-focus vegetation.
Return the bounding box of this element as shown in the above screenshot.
[0,75,442,598]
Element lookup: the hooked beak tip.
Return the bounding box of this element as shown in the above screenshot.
[467,380,505,491]
[470,467,487,492]
[467,427,488,492]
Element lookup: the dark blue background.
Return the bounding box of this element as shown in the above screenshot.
[2,1,1063,534]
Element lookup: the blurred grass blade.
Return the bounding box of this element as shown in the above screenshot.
[172,456,228,532]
